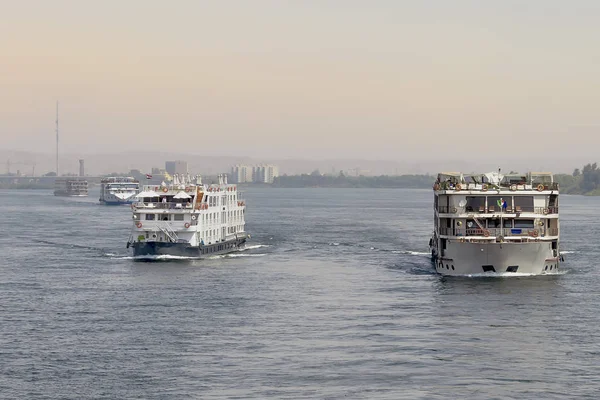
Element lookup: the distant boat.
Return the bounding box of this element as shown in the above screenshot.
[54,178,89,197]
[99,177,139,205]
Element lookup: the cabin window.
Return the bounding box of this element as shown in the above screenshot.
[160,214,170,221]
[514,219,534,229]
[514,196,534,211]
[145,214,155,220]
[487,196,512,211]
[465,196,485,212]
[487,219,501,228]
[174,214,184,221]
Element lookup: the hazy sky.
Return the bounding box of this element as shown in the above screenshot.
[1,0,599,161]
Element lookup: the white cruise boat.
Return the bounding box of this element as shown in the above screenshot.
[127,173,249,257]
[99,177,139,205]
[429,171,562,276]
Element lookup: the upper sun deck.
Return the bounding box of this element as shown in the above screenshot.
[134,173,245,211]
[101,176,139,184]
[433,171,558,192]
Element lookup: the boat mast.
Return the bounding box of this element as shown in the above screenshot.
[55,101,59,177]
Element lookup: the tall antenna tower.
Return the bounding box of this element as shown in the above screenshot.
[55,101,59,176]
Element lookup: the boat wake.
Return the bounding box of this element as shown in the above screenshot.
[451,270,569,278]
[107,243,270,261]
[392,250,430,256]
[241,244,270,250]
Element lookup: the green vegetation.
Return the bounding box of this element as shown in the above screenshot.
[554,163,600,195]
[273,171,435,188]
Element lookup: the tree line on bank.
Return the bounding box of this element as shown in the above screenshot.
[273,171,435,188]
[554,163,600,195]
[274,164,600,194]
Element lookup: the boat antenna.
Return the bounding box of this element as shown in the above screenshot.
[56,101,59,177]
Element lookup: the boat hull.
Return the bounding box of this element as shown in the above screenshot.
[131,236,248,258]
[432,241,560,276]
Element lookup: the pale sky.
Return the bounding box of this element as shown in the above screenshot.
[1,0,599,161]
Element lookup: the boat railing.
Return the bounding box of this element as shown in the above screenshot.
[135,202,193,210]
[438,205,558,214]
[435,182,559,191]
[441,227,557,237]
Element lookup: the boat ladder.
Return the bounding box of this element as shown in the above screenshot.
[158,223,179,243]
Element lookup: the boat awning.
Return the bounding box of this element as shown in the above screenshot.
[173,191,191,199]
[136,190,160,198]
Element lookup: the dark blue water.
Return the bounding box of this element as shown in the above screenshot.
[1,188,598,399]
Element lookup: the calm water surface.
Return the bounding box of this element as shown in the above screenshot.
[1,188,599,399]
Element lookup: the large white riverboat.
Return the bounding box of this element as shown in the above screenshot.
[429,171,561,276]
[127,174,249,257]
[99,177,139,205]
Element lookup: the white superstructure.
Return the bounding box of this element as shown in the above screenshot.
[127,173,248,257]
[99,177,139,205]
[430,171,561,276]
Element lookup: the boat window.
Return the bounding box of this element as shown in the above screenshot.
[161,214,170,221]
[514,219,534,229]
[145,214,155,220]
[465,196,485,212]
[487,196,512,210]
[514,196,534,210]
[487,219,501,228]
[174,214,184,221]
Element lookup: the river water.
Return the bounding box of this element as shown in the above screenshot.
[1,188,598,399]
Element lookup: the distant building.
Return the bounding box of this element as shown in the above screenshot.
[265,164,279,184]
[231,165,253,183]
[231,164,279,184]
[252,165,265,183]
[165,160,188,175]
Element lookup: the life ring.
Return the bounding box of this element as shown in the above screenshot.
[543,208,549,215]
[451,207,457,213]
[162,187,168,193]
[191,215,197,220]
[483,230,490,237]
[184,222,191,228]
[510,184,517,191]
[455,183,462,191]
[532,230,539,237]
[537,184,544,192]
[482,184,488,191]
[136,222,143,228]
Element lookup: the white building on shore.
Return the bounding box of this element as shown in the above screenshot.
[231,164,279,184]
